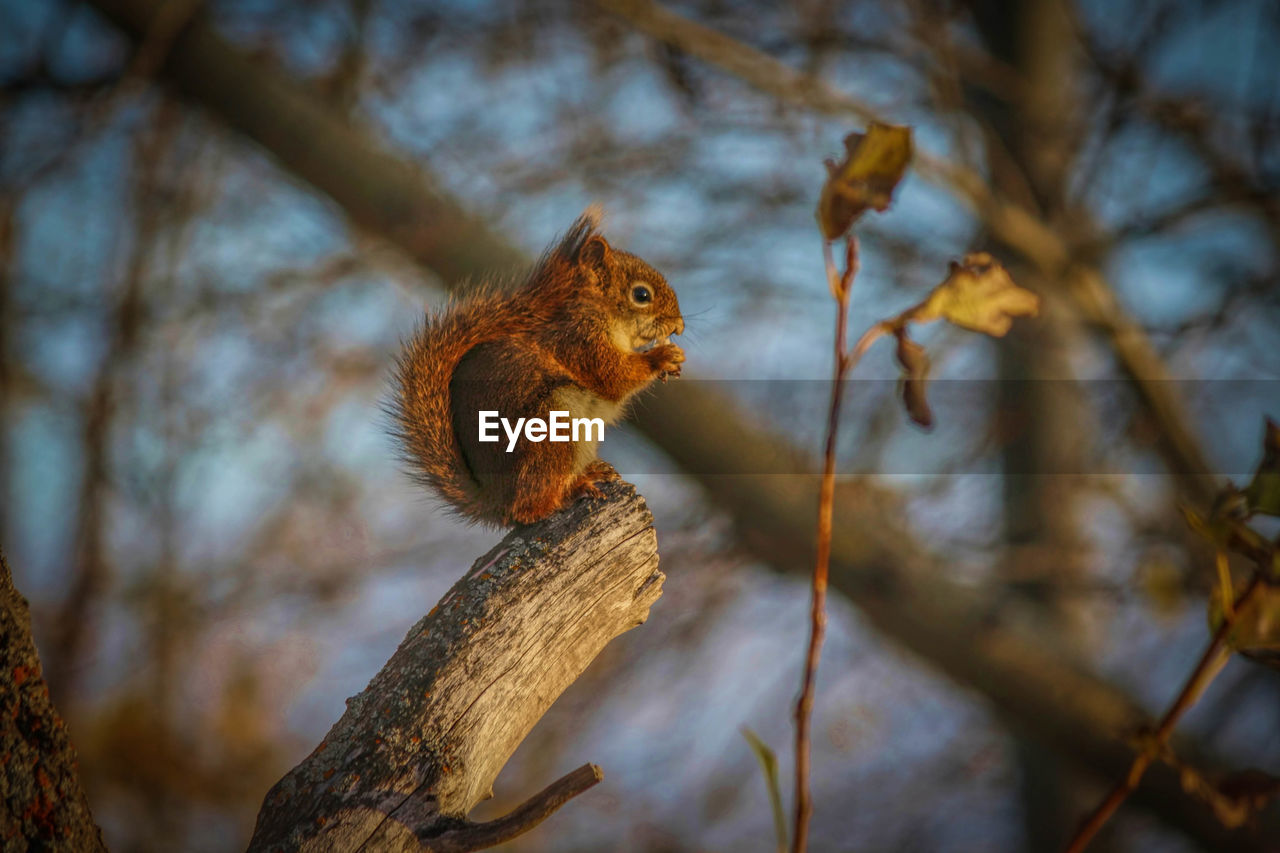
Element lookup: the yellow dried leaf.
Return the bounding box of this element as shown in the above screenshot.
[816,122,913,240]
[1211,582,1280,670]
[910,253,1039,337]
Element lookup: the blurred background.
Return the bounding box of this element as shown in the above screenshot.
[2,0,1278,850]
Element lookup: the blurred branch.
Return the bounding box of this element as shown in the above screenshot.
[0,550,107,851]
[1064,571,1268,853]
[47,103,178,700]
[0,67,122,97]
[593,0,1218,508]
[630,384,1277,851]
[246,481,662,852]
[80,1,1275,846]
[1079,34,1280,239]
[87,0,528,287]
[592,0,1036,241]
[593,0,882,122]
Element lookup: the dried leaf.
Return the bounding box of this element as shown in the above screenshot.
[1217,768,1280,807]
[854,253,1034,428]
[817,122,913,240]
[1178,764,1280,829]
[1243,418,1280,517]
[741,728,788,853]
[1211,582,1280,670]
[895,330,933,429]
[909,253,1039,337]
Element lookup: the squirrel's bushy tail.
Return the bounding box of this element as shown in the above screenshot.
[389,290,529,523]
[389,210,603,523]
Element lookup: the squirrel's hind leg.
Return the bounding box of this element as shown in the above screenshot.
[507,458,619,524]
[505,440,580,525]
[507,489,570,525]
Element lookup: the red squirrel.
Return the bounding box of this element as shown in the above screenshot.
[391,210,684,526]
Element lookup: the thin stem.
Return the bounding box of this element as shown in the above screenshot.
[847,321,892,372]
[793,235,858,853]
[1062,572,1266,853]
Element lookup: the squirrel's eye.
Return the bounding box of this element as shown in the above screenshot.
[631,284,653,305]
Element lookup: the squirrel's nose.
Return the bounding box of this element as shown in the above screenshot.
[673,317,685,336]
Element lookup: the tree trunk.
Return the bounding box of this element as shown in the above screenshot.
[0,550,106,851]
[247,481,663,852]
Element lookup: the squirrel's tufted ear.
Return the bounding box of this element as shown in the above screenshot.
[577,234,611,268]
[555,206,609,267]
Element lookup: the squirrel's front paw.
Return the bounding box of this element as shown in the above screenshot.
[647,343,685,380]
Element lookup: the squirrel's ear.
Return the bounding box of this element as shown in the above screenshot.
[578,234,611,268]
[555,206,608,266]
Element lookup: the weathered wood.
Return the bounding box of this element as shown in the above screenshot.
[0,550,107,852]
[247,481,663,852]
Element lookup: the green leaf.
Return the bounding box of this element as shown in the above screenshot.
[816,123,913,240]
[741,727,788,853]
[1243,418,1280,517]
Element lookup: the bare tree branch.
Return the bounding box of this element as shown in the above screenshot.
[246,481,663,853]
[1065,572,1268,853]
[87,0,529,289]
[47,103,177,699]
[368,763,603,853]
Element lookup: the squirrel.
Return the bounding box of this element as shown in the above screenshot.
[390,209,685,527]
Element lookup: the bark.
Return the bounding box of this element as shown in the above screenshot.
[0,550,106,851]
[246,481,663,852]
[970,0,1095,844]
[82,0,1278,847]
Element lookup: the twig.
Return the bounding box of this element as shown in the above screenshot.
[848,320,891,368]
[422,764,603,853]
[1062,572,1266,853]
[793,236,859,853]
